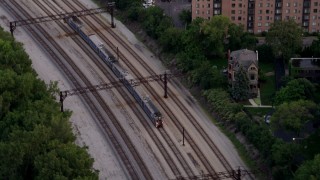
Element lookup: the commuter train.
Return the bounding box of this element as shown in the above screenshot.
[66,16,163,128]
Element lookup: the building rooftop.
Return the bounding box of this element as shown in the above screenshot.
[291,58,320,69]
[230,49,258,68]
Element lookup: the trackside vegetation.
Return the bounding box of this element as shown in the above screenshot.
[0,27,98,179]
[109,0,320,179]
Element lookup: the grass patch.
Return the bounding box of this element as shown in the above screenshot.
[244,107,274,117]
[259,61,274,73]
[253,97,261,105]
[260,75,276,105]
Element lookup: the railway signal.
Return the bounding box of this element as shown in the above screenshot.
[59,72,183,112]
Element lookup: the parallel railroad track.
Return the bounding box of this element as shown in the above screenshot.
[60,0,196,177]
[3,0,150,179]
[74,1,255,179]
[70,0,225,176]
[47,0,191,178]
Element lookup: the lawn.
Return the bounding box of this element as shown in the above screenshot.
[259,61,276,105]
[260,75,276,105]
[259,61,274,73]
[244,107,274,117]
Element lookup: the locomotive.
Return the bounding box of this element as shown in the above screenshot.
[66,16,163,128]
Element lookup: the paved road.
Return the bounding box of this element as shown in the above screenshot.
[155,0,191,28]
[257,36,318,47]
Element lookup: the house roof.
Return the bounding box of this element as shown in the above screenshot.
[230,49,258,69]
[291,58,320,69]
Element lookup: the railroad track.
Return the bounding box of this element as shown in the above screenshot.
[72,2,255,179]
[69,0,223,176]
[2,0,152,179]
[59,0,196,178]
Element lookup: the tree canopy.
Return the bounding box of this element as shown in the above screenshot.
[270,100,317,135]
[295,154,320,180]
[266,19,303,61]
[274,78,316,105]
[230,66,250,101]
[0,27,98,179]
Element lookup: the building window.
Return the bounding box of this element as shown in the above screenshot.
[196,10,199,14]
[314,9,318,13]
[239,10,242,14]
[258,10,262,14]
[276,2,282,7]
[259,3,262,7]
[315,2,318,6]
[294,2,298,7]
[286,9,290,13]
[232,3,235,8]
[207,10,210,14]
[258,22,262,27]
[266,3,270,7]
[207,3,210,7]
[196,3,199,8]
[258,16,262,20]
[266,16,269,20]
[286,3,290,7]
[238,16,242,20]
[250,74,255,80]
[239,3,242,7]
[266,10,270,14]
[231,16,235,20]
[265,22,269,26]
[231,10,235,14]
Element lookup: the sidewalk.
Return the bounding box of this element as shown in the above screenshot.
[244,89,273,108]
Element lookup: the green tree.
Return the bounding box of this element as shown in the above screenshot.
[309,35,320,57]
[274,78,316,105]
[0,28,98,179]
[179,9,191,26]
[226,23,243,51]
[270,100,317,135]
[255,44,275,62]
[190,61,227,89]
[265,19,303,61]
[200,15,231,58]
[295,154,320,180]
[159,27,182,53]
[142,6,173,39]
[271,139,301,179]
[230,66,250,101]
[240,32,258,50]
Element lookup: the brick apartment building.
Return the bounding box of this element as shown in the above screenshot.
[192,0,320,34]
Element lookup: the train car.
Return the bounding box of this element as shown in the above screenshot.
[121,72,163,128]
[66,16,163,128]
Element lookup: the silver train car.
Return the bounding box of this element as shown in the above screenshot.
[66,16,163,128]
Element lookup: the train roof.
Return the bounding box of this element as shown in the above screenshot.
[70,16,83,27]
[88,34,104,48]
